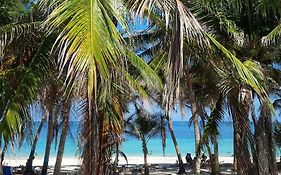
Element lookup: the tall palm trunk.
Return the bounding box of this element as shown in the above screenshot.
[212,136,220,175]
[141,137,149,175]
[193,115,201,175]
[0,147,2,175]
[113,142,119,174]
[166,113,186,174]
[81,99,99,175]
[186,66,201,175]
[24,115,47,175]
[0,144,7,175]
[41,111,54,175]
[53,100,71,175]
[254,105,277,175]
[230,89,252,175]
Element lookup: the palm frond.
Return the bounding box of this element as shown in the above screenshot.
[0,22,41,60]
[119,151,128,164]
[201,94,225,143]
[261,23,281,46]
[0,36,52,143]
[43,0,125,99]
[126,49,163,91]
[207,34,271,106]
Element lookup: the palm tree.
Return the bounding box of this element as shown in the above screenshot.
[41,79,64,175]
[165,112,186,174]
[24,112,47,175]
[125,1,273,174]
[0,2,56,175]
[125,107,162,175]
[189,0,281,174]
[40,0,162,174]
[53,99,72,175]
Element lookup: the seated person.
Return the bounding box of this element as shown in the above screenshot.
[201,153,207,164]
[185,153,193,164]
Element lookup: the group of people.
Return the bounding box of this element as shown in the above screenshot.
[185,153,208,165]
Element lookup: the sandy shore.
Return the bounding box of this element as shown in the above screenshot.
[2,156,239,174]
[3,156,233,166]
[117,156,233,164]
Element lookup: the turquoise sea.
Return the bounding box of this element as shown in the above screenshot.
[5,121,235,159]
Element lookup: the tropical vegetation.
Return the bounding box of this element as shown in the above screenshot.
[1,0,281,175]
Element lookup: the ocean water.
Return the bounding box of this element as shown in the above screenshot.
[5,121,234,159]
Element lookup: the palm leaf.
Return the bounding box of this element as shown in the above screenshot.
[0,22,41,60]
[207,34,271,106]
[0,36,52,143]
[261,23,281,46]
[201,94,225,143]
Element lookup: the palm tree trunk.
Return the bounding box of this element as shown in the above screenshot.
[0,144,7,175]
[166,113,186,174]
[254,105,277,175]
[41,111,54,175]
[233,124,237,172]
[0,158,2,175]
[113,142,119,174]
[230,104,252,175]
[24,115,47,175]
[53,100,71,175]
[186,66,201,175]
[0,147,2,175]
[193,115,201,175]
[230,87,255,175]
[212,136,220,175]
[141,138,149,175]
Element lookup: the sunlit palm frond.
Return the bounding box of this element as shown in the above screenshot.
[43,0,125,99]
[126,0,208,111]
[126,49,163,90]
[190,0,245,46]
[207,34,271,105]
[261,23,281,46]
[0,22,41,60]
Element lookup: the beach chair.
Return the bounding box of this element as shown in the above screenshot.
[2,166,12,175]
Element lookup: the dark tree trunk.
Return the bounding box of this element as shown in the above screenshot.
[53,100,71,175]
[185,64,201,175]
[24,115,47,175]
[0,145,6,167]
[142,138,149,175]
[166,113,186,174]
[254,105,277,175]
[0,144,6,175]
[211,136,220,175]
[230,93,253,175]
[193,114,201,175]
[81,99,99,175]
[41,112,54,175]
[113,142,119,174]
[232,113,252,175]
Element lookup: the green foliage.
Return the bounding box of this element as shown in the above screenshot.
[125,106,162,142]
[0,33,54,144]
[201,95,225,143]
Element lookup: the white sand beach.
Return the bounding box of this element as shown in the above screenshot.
[3,156,233,166]
[2,156,237,175]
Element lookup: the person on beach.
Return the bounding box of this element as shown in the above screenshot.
[201,153,207,164]
[185,153,193,165]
